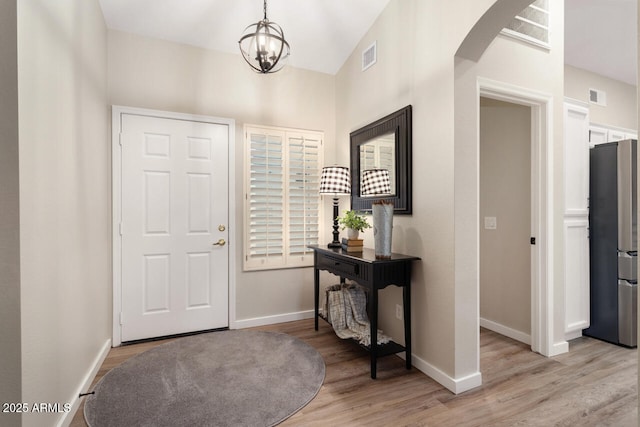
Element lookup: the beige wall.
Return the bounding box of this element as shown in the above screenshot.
[17,0,110,425]
[479,97,532,336]
[0,1,21,425]
[565,64,637,131]
[107,30,337,322]
[454,0,566,374]
[336,0,460,380]
[334,0,546,384]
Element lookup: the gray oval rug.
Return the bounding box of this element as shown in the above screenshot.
[84,330,325,427]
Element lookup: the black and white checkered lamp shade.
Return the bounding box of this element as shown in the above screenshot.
[361,169,391,196]
[319,166,351,195]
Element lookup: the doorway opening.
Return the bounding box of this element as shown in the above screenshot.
[478,78,562,357]
[453,0,564,394]
[479,97,532,346]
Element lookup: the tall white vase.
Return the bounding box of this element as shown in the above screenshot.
[372,202,394,259]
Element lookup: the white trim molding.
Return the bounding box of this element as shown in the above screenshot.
[404,353,482,395]
[233,310,314,329]
[58,339,111,427]
[480,318,532,345]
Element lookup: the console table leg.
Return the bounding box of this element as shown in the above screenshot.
[314,268,320,331]
[370,288,379,379]
[403,283,412,370]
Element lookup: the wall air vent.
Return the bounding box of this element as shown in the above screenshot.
[589,88,607,106]
[362,41,377,71]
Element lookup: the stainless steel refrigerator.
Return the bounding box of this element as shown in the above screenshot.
[584,139,637,347]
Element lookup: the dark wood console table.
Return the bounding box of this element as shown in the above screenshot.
[309,245,420,379]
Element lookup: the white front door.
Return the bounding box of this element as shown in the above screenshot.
[119,112,230,342]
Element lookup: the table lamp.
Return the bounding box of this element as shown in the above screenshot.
[319,166,351,248]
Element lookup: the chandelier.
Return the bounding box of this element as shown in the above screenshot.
[238,0,290,73]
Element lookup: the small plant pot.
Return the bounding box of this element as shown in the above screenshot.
[347,228,359,240]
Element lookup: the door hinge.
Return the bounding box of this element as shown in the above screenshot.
[119,312,124,325]
[530,237,536,245]
[118,133,123,146]
[119,223,123,236]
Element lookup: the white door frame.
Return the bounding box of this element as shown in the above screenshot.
[478,78,566,357]
[112,105,236,346]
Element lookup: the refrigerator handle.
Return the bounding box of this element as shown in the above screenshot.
[617,140,637,251]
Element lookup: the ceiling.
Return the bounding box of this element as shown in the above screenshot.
[98,0,391,75]
[99,0,637,84]
[565,0,637,86]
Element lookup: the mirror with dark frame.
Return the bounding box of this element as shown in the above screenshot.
[350,105,412,214]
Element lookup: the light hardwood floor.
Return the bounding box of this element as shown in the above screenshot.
[72,319,638,426]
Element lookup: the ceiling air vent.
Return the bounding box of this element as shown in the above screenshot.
[589,88,607,106]
[362,41,377,71]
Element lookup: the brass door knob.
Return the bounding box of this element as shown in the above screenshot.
[212,239,226,247]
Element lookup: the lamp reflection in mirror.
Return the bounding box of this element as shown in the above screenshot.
[361,168,391,197]
[361,169,393,258]
[319,166,351,248]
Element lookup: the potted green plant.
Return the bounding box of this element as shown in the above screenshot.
[337,210,371,240]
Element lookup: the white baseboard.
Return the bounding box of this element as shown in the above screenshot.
[549,340,569,356]
[480,317,531,345]
[232,310,314,329]
[58,339,111,427]
[405,352,482,394]
[237,311,484,394]
[565,329,583,341]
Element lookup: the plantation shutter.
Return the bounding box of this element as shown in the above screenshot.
[502,0,549,49]
[360,144,377,173]
[244,126,323,270]
[246,128,285,268]
[287,133,321,263]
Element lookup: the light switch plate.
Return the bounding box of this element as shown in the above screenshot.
[484,216,497,230]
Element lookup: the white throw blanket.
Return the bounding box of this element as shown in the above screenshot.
[327,284,390,347]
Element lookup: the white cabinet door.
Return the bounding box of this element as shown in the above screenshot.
[563,101,590,337]
[564,103,590,215]
[120,113,230,342]
[564,219,590,333]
